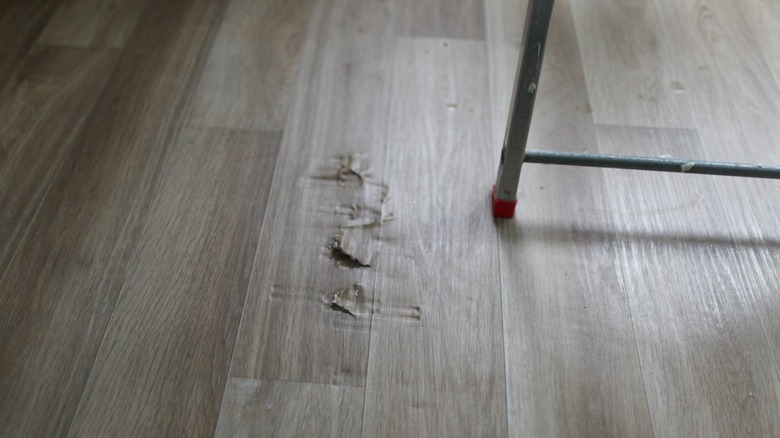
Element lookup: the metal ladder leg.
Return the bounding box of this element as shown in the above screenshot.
[491,0,780,219]
[493,0,556,218]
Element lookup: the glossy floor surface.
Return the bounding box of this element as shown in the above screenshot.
[1,0,779,436]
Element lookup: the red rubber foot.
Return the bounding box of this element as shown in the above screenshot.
[492,185,517,219]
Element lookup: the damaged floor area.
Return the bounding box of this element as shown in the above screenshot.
[1,0,780,437]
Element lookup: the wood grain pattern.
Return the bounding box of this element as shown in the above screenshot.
[0,0,63,91]
[214,378,363,437]
[400,0,485,39]
[361,37,507,436]
[596,124,780,436]
[608,1,780,435]
[740,0,780,86]
[0,46,118,280]
[488,0,655,435]
[651,0,780,342]
[68,128,280,437]
[1,0,780,435]
[651,0,780,164]
[570,0,693,128]
[188,0,316,130]
[0,1,225,436]
[38,0,148,47]
[229,0,397,387]
[566,0,780,435]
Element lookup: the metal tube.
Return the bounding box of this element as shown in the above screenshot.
[494,0,556,202]
[524,150,780,179]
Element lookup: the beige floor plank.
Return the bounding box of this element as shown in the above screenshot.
[188,0,317,131]
[400,0,485,39]
[68,128,280,437]
[569,0,780,434]
[0,46,119,279]
[596,124,780,436]
[228,0,398,387]
[38,0,149,48]
[0,0,63,91]
[649,0,780,163]
[654,0,780,340]
[647,2,780,431]
[215,378,363,438]
[1,1,779,435]
[489,0,655,435]
[570,0,693,128]
[361,37,507,437]
[739,0,780,87]
[0,1,225,436]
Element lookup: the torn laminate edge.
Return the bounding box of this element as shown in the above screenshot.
[309,153,370,185]
[337,153,366,184]
[335,203,395,229]
[323,153,394,268]
[324,283,364,318]
[328,229,371,268]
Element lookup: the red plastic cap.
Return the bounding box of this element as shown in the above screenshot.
[492,185,517,219]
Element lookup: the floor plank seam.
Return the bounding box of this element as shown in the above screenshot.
[219,0,327,395]
[358,25,402,438]
[125,3,243,437]
[211,126,284,430]
[495,227,511,436]
[568,19,660,436]
[4,0,780,435]
[0,0,66,92]
[618,250,658,438]
[0,48,118,286]
[229,375,366,389]
[33,0,151,50]
[57,1,233,434]
[744,248,780,388]
[483,0,513,431]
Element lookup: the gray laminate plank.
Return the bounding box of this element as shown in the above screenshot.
[400,0,485,39]
[215,378,363,438]
[0,1,226,435]
[228,0,397,388]
[596,123,780,436]
[361,37,507,437]
[38,0,149,48]
[0,0,63,91]
[68,128,280,437]
[188,0,317,131]
[489,0,655,435]
[0,46,119,279]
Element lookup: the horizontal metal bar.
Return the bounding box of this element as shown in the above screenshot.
[524,150,780,179]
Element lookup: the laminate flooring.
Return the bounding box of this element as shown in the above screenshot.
[1,0,778,436]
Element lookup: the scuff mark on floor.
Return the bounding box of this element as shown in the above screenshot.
[307,153,370,185]
[336,153,366,184]
[324,283,364,318]
[328,229,371,267]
